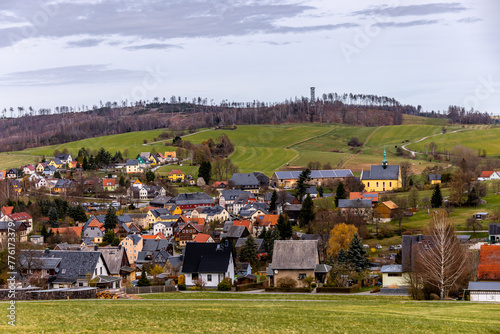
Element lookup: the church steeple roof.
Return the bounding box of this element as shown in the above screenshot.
[382,147,388,169]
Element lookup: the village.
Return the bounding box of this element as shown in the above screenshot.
[2,145,499,303]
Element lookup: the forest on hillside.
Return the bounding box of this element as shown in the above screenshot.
[0,93,490,152]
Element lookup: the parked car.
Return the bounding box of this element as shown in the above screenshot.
[376,244,382,249]
[389,245,395,251]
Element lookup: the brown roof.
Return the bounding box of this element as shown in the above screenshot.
[271,240,319,270]
[381,200,398,210]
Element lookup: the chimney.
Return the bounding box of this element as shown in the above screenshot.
[94,245,98,251]
[45,248,50,254]
[118,244,122,250]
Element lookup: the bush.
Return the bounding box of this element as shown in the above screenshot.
[311,283,317,289]
[177,283,186,291]
[430,293,440,300]
[193,278,206,290]
[217,278,232,291]
[276,276,298,290]
[348,137,363,147]
[370,286,381,293]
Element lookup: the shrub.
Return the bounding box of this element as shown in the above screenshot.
[277,276,298,290]
[311,283,317,289]
[370,286,381,293]
[348,137,363,147]
[178,274,185,285]
[430,293,440,300]
[177,283,186,291]
[193,278,206,290]
[217,278,232,291]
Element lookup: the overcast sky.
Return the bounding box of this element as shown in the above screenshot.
[0,0,498,114]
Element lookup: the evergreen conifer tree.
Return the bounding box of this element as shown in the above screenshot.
[277,214,292,240]
[269,190,278,212]
[239,234,258,267]
[334,181,347,207]
[346,234,371,273]
[337,248,348,264]
[137,267,151,286]
[104,206,118,230]
[431,184,443,208]
[299,194,315,227]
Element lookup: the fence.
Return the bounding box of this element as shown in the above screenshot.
[124,285,176,294]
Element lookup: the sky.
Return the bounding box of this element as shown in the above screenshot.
[0,0,498,115]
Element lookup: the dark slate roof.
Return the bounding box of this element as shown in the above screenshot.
[54,243,81,251]
[22,250,108,281]
[428,174,441,181]
[181,242,232,274]
[235,238,264,251]
[128,234,142,245]
[223,221,234,233]
[468,281,500,291]
[226,225,248,239]
[361,165,400,180]
[284,204,302,212]
[229,173,260,187]
[52,158,63,165]
[94,247,127,275]
[253,172,270,187]
[239,203,268,217]
[167,256,183,268]
[274,170,354,180]
[489,223,500,235]
[142,239,173,252]
[168,192,214,206]
[338,199,372,208]
[271,240,319,270]
[57,153,71,160]
[306,186,317,195]
[126,159,139,166]
[200,205,226,215]
[220,189,246,201]
[299,233,321,241]
[150,196,172,206]
[234,192,256,205]
[315,264,332,273]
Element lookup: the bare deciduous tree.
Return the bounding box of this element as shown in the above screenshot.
[415,211,469,300]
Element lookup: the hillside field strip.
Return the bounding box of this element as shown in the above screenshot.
[2,293,499,333]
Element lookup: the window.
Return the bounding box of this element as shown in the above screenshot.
[192,273,199,280]
[367,182,370,187]
[79,282,84,287]
[207,274,212,282]
[298,273,306,280]
[388,273,402,277]
[383,182,385,187]
[389,182,392,187]
[376,182,379,187]
[100,267,103,275]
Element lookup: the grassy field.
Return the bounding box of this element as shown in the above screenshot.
[3,117,499,177]
[407,126,500,156]
[4,293,499,333]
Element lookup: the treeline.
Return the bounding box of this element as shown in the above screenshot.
[0,93,489,153]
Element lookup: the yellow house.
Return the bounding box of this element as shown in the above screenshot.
[168,169,185,182]
[380,264,409,288]
[164,151,176,159]
[148,154,160,166]
[35,163,46,174]
[120,235,143,264]
[49,158,63,169]
[429,174,441,185]
[165,205,182,215]
[361,149,401,192]
[146,207,180,226]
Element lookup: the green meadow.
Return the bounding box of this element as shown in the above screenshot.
[4,293,499,333]
[2,116,498,177]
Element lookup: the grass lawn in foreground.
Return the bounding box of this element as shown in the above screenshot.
[5,293,499,333]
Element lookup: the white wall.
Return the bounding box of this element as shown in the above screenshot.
[470,292,500,302]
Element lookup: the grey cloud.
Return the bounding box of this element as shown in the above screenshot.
[373,20,440,28]
[0,64,145,86]
[123,43,182,51]
[273,23,358,33]
[0,0,345,48]
[354,3,467,17]
[66,38,103,48]
[457,17,482,24]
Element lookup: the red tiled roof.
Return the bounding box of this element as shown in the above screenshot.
[193,233,212,243]
[102,178,116,186]
[168,169,184,175]
[255,215,279,226]
[1,206,14,216]
[478,245,500,280]
[50,226,83,236]
[142,232,167,240]
[8,212,32,221]
[233,220,252,229]
[480,171,494,178]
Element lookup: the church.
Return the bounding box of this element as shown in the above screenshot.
[361,149,401,192]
